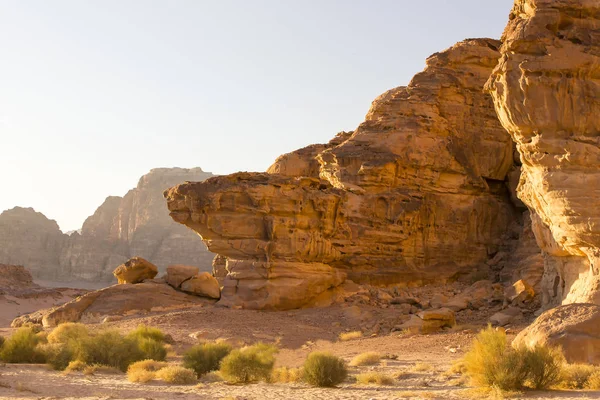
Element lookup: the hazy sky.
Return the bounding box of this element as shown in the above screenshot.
[0,0,514,232]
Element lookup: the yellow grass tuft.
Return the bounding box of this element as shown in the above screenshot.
[356,371,395,385]
[270,367,302,383]
[155,365,198,384]
[349,352,381,366]
[338,331,362,341]
[412,362,433,372]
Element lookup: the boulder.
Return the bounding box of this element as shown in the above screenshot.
[166,265,199,288]
[180,272,221,299]
[505,279,535,304]
[513,304,600,364]
[489,307,522,327]
[397,308,455,334]
[113,257,158,284]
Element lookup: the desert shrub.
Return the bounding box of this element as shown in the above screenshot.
[0,335,5,348]
[38,342,75,370]
[356,371,395,385]
[219,343,278,384]
[338,331,362,341]
[413,362,433,372]
[48,323,89,344]
[183,341,232,377]
[521,344,564,389]
[126,359,168,383]
[127,325,166,343]
[79,329,145,371]
[585,369,600,390]
[271,367,302,383]
[65,360,88,372]
[128,368,155,383]
[349,352,381,366]
[559,363,598,389]
[137,338,167,361]
[155,365,197,384]
[463,326,527,390]
[0,327,45,363]
[83,364,122,375]
[302,352,348,387]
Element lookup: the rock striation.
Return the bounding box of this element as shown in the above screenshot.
[166,39,528,310]
[0,168,215,282]
[487,0,600,307]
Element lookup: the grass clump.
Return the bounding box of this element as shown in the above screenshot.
[338,331,362,341]
[559,363,598,389]
[302,351,348,387]
[64,360,88,373]
[585,369,600,390]
[80,329,145,371]
[0,327,45,363]
[463,325,564,391]
[413,362,433,372]
[356,371,395,385]
[127,324,166,343]
[127,359,169,383]
[47,323,89,344]
[271,367,302,383]
[137,337,167,361]
[219,343,278,384]
[349,352,381,366]
[155,365,197,384]
[183,341,232,377]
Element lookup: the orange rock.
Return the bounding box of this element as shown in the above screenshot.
[113,257,158,284]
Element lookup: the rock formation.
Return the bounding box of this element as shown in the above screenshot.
[113,257,158,284]
[0,168,215,282]
[166,39,530,310]
[487,0,600,307]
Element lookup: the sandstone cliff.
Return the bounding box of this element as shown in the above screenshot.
[487,0,600,307]
[166,39,530,310]
[0,168,215,282]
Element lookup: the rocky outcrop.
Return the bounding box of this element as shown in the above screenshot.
[113,257,158,284]
[0,168,215,282]
[166,39,526,310]
[0,264,35,289]
[487,0,600,307]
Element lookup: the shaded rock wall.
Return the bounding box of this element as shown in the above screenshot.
[487,0,600,307]
[0,168,215,282]
[166,39,530,310]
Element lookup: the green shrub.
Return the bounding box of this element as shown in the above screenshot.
[302,352,348,387]
[79,329,145,372]
[522,344,564,389]
[0,335,5,348]
[38,342,75,370]
[137,338,167,361]
[0,327,45,363]
[48,323,89,344]
[183,342,232,377]
[155,365,197,384]
[127,325,166,343]
[219,343,277,384]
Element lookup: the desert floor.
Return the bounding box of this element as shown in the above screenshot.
[1,304,600,400]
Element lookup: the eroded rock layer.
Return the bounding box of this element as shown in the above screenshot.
[0,168,215,282]
[166,39,526,310]
[487,0,600,306]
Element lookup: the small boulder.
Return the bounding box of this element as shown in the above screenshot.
[398,308,456,334]
[505,279,535,304]
[444,296,468,312]
[180,272,221,299]
[113,257,158,284]
[513,303,600,364]
[166,265,199,288]
[489,307,522,326]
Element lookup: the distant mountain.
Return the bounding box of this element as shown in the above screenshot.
[0,167,215,282]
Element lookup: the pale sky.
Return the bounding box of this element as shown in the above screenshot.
[0,0,514,232]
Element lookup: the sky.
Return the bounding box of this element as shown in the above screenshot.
[0,0,514,232]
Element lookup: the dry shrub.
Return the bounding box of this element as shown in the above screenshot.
[156,365,197,384]
[355,371,395,385]
[0,335,5,348]
[127,369,155,383]
[183,342,232,377]
[270,367,302,383]
[585,369,600,390]
[219,343,278,384]
[338,331,362,341]
[127,325,166,343]
[83,364,122,375]
[302,352,348,387]
[47,323,89,344]
[464,325,564,391]
[127,359,169,383]
[559,363,598,389]
[349,352,381,366]
[412,362,433,372]
[80,329,145,371]
[137,337,167,361]
[38,342,74,370]
[65,360,87,373]
[0,327,45,363]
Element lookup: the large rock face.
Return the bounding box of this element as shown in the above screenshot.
[487,0,600,306]
[0,168,215,282]
[166,39,525,310]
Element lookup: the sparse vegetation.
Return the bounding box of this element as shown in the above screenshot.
[270,367,302,383]
[0,334,5,348]
[137,337,167,361]
[585,369,600,390]
[302,352,348,387]
[155,365,198,384]
[349,352,381,366]
[64,360,87,373]
[0,327,45,363]
[558,363,599,389]
[219,343,278,384]
[127,324,166,343]
[355,371,395,385]
[183,341,232,377]
[412,362,433,372]
[463,325,564,391]
[338,331,362,341]
[127,360,169,383]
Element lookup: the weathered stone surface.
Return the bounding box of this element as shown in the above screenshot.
[40,282,212,327]
[180,272,221,299]
[487,0,600,306]
[398,308,455,334]
[513,303,600,364]
[166,265,199,288]
[505,279,535,304]
[0,264,35,289]
[0,168,215,282]
[166,39,524,310]
[113,257,158,284]
[212,255,227,285]
[490,306,522,327]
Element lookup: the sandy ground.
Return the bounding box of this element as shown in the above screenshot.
[1,304,600,400]
[0,288,84,327]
